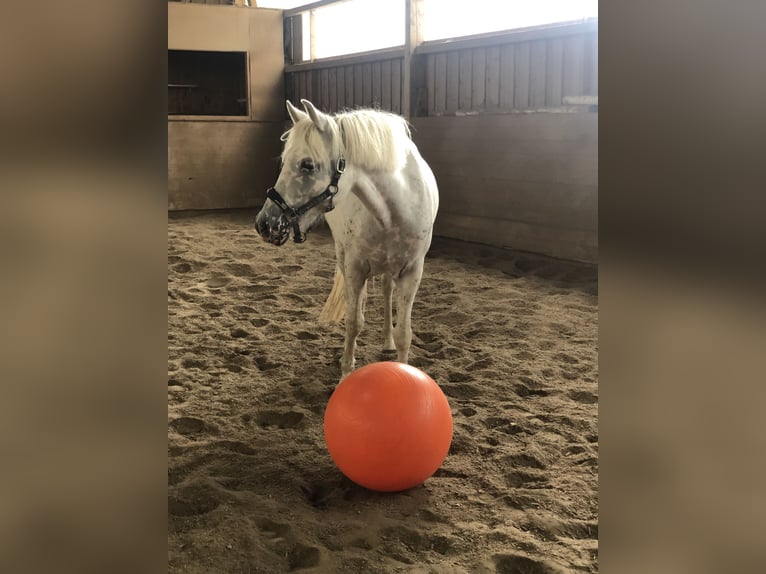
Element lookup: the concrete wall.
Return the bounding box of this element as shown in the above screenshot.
[412,112,598,263]
[168,4,285,210]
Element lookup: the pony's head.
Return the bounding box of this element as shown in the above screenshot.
[255,99,343,245]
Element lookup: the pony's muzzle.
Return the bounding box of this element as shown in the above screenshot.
[255,212,291,246]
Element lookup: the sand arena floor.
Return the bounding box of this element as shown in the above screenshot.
[168,210,598,573]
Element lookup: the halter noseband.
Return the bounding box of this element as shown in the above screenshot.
[265,157,346,243]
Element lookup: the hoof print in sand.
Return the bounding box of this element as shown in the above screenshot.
[230,327,250,339]
[254,356,282,371]
[494,553,565,574]
[568,390,598,404]
[255,410,305,429]
[169,416,218,437]
[168,482,221,517]
[381,525,459,556]
[257,519,320,571]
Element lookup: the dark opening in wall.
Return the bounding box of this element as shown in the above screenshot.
[168,50,248,116]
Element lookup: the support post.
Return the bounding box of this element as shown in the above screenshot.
[402,0,424,119]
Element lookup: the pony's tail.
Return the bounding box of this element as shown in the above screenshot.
[319,267,346,324]
[319,267,367,324]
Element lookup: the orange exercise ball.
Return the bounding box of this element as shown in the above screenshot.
[323,361,453,492]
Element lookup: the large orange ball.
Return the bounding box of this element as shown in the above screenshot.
[323,362,453,492]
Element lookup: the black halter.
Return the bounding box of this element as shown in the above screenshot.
[265,157,346,243]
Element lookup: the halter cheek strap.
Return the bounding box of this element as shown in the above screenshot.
[265,157,346,243]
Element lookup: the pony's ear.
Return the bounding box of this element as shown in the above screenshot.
[301,99,331,132]
[286,100,308,124]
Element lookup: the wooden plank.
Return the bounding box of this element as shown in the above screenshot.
[430,175,597,230]
[445,52,459,113]
[471,48,486,111]
[426,55,435,115]
[584,32,598,95]
[402,0,425,119]
[336,66,345,110]
[432,212,597,263]
[485,46,500,111]
[458,50,472,111]
[284,47,405,73]
[410,54,428,117]
[345,66,354,109]
[381,60,392,112]
[563,34,586,97]
[320,68,330,110]
[311,70,320,105]
[415,21,599,54]
[391,58,402,114]
[545,37,564,107]
[291,73,300,102]
[353,64,363,108]
[514,42,530,108]
[422,150,596,187]
[411,113,598,144]
[499,44,515,110]
[362,63,372,107]
[285,73,295,107]
[328,67,337,112]
[372,61,382,108]
[433,53,447,115]
[529,40,547,108]
[168,121,284,211]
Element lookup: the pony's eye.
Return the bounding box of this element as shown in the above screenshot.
[300,159,316,173]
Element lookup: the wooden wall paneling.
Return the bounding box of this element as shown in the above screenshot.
[529,39,547,108]
[336,65,345,109]
[372,61,382,107]
[471,48,486,111]
[293,72,302,102]
[329,68,338,112]
[362,63,372,107]
[514,41,530,108]
[381,59,392,111]
[545,37,563,106]
[320,68,330,110]
[410,53,428,116]
[458,49,472,111]
[499,44,515,110]
[426,54,435,115]
[485,46,500,111]
[584,32,598,95]
[433,53,447,115]
[445,52,459,113]
[391,58,402,114]
[563,33,586,97]
[345,65,354,109]
[311,70,320,105]
[353,64,363,108]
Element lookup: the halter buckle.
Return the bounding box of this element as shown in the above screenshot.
[335,157,346,174]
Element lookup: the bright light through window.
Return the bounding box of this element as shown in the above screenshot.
[255,1,308,8]
[422,0,598,40]
[304,0,405,60]
[262,0,596,61]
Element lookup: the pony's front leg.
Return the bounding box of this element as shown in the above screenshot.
[340,268,367,378]
[393,261,424,364]
[382,273,395,352]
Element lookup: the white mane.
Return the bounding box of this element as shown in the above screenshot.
[282,108,412,172]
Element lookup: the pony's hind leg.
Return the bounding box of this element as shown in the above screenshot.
[393,260,424,364]
[340,267,367,378]
[382,272,395,351]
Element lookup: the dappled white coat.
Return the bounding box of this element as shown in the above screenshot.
[257,99,439,378]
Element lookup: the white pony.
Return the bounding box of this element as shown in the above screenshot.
[255,99,439,379]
